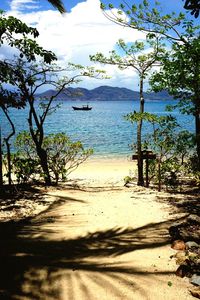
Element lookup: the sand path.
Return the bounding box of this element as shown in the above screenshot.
[0,159,194,299]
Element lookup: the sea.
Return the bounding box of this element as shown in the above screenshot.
[0,99,194,158]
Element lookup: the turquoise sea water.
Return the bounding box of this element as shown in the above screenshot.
[0,100,194,158]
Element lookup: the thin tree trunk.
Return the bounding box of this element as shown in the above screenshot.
[137,76,145,186]
[0,127,3,187]
[28,101,52,186]
[5,141,12,186]
[30,132,52,186]
[37,147,51,185]
[29,129,52,185]
[2,108,15,187]
[195,112,200,171]
[158,157,161,192]
[193,60,200,171]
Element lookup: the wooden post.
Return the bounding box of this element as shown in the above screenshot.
[158,158,161,192]
[146,155,149,188]
[132,150,156,188]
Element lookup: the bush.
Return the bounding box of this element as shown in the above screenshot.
[13,131,93,184]
[43,133,93,184]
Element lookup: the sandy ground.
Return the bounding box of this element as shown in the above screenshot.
[0,158,194,300]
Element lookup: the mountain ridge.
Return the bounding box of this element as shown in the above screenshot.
[37,85,174,101]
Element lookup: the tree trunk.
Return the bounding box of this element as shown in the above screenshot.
[193,59,200,171]
[195,112,200,171]
[137,76,145,186]
[158,157,161,192]
[36,146,51,185]
[28,102,52,186]
[5,140,12,186]
[2,108,15,187]
[0,127,3,187]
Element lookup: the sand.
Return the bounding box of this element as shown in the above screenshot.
[0,157,194,300]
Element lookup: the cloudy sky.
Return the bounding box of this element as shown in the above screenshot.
[1,0,186,91]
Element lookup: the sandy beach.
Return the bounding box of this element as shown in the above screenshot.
[68,157,137,186]
[0,157,194,299]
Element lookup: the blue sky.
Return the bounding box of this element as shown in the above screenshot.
[0,1,192,91]
[1,0,185,14]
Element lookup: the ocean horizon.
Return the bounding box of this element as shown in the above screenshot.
[1,99,194,159]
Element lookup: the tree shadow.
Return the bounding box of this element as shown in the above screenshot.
[0,184,43,202]
[0,183,187,299]
[0,184,88,226]
[157,192,200,216]
[0,210,180,300]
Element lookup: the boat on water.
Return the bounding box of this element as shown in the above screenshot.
[72,104,92,111]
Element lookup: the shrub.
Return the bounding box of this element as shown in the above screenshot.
[13,131,93,184]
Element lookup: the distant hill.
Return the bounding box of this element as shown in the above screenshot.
[37,86,174,101]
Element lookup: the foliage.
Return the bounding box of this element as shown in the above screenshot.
[100,0,199,43]
[100,1,200,172]
[91,37,164,186]
[183,0,200,18]
[11,131,40,184]
[0,56,106,185]
[127,111,197,189]
[142,115,196,190]
[0,12,57,64]
[150,35,200,169]
[0,13,57,186]
[11,155,40,184]
[125,111,159,123]
[123,175,133,186]
[186,155,200,185]
[90,37,164,77]
[12,131,93,185]
[43,133,93,184]
[150,37,200,105]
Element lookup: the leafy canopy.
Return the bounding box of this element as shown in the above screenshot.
[100,0,200,44]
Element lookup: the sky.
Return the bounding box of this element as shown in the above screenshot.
[0,0,189,91]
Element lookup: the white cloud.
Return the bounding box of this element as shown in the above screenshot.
[6,0,147,90]
[10,0,40,12]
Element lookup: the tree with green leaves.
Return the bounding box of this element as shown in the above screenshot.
[13,131,93,185]
[0,89,26,186]
[0,12,106,186]
[100,1,189,43]
[144,115,182,191]
[150,36,200,170]
[0,3,64,187]
[1,58,106,185]
[0,12,56,63]
[128,113,195,191]
[100,0,200,172]
[91,37,164,185]
[0,12,57,187]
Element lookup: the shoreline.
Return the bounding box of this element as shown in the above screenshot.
[68,155,137,186]
[87,152,133,161]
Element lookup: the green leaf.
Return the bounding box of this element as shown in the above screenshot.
[143,0,149,7]
[132,5,137,12]
[100,2,106,9]
[167,281,173,287]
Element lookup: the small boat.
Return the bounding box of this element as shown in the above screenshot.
[72,104,92,111]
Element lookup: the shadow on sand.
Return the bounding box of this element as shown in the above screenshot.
[0,188,183,300]
[157,188,200,217]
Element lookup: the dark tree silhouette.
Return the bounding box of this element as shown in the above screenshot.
[183,0,200,17]
[47,0,66,13]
